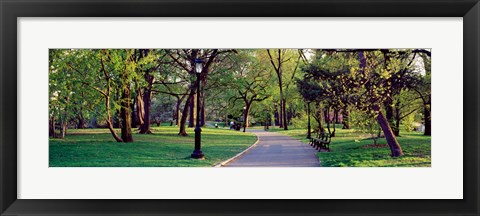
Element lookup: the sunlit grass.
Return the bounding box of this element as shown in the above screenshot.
[49,125,257,167]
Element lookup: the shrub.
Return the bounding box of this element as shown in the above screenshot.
[290,113,319,130]
[402,113,416,132]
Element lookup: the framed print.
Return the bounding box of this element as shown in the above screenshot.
[1,0,479,215]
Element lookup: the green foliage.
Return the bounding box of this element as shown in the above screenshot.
[402,113,416,132]
[50,49,160,137]
[49,49,103,130]
[350,110,381,144]
[290,113,307,129]
[289,106,319,130]
[150,94,176,121]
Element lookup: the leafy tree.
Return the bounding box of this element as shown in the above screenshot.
[167,49,234,136]
[411,52,431,136]
[133,49,167,134]
[298,49,428,157]
[266,49,291,130]
[351,110,382,145]
[354,50,403,156]
[226,50,271,132]
[59,49,147,142]
[391,89,424,135]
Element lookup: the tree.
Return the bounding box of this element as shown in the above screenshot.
[355,50,403,156]
[60,49,123,142]
[413,52,431,136]
[151,62,190,127]
[298,50,353,136]
[167,49,232,136]
[49,49,76,138]
[134,49,167,134]
[149,93,176,125]
[299,49,426,157]
[106,49,138,142]
[297,77,326,132]
[351,110,382,145]
[391,89,424,136]
[266,49,291,130]
[166,49,201,135]
[61,49,144,142]
[227,50,271,132]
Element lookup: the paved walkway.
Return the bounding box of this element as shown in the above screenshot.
[225,129,320,167]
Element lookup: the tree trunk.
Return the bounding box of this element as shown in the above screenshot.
[383,51,399,136]
[358,50,402,157]
[278,101,283,128]
[49,114,56,138]
[107,119,122,142]
[120,85,134,142]
[266,112,270,130]
[77,115,85,129]
[139,73,154,134]
[179,88,194,136]
[135,88,145,127]
[267,49,287,130]
[175,95,186,126]
[312,104,324,132]
[274,107,279,126]
[224,114,228,128]
[419,53,431,136]
[313,115,324,133]
[243,103,251,132]
[282,98,288,130]
[373,105,403,157]
[384,97,400,136]
[97,55,123,142]
[131,104,137,128]
[424,102,431,136]
[105,94,123,142]
[385,98,394,122]
[324,109,331,135]
[60,121,67,139]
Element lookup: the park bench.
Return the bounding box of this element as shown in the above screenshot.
[310,131,331,152]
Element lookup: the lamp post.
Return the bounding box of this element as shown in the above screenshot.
[306,100,312,139]
[191,58,205,159]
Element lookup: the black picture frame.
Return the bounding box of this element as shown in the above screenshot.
[1,0,478,215]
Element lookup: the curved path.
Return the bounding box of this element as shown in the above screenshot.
[225,129,320,167]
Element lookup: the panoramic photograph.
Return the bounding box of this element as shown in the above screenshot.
[49,49,431,167]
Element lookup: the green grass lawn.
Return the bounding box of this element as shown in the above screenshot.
[49,126,257,167]
[252,125,431,167]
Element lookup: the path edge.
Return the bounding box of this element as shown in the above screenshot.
[213,134,260,167]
